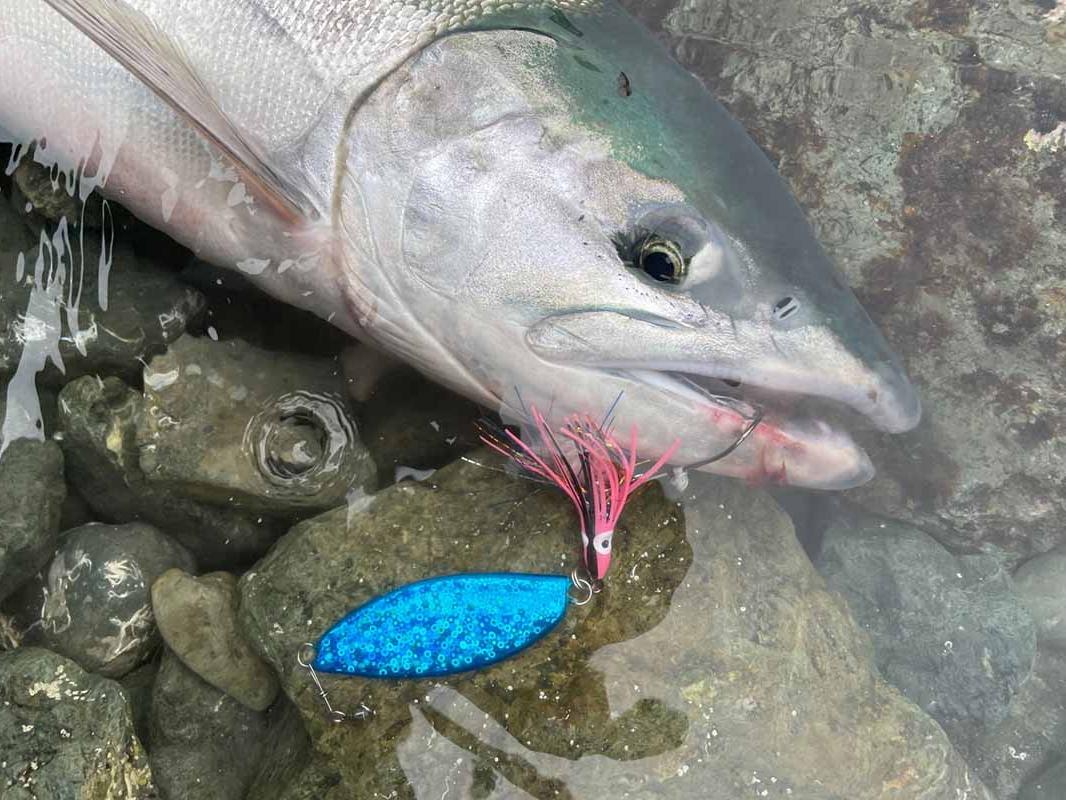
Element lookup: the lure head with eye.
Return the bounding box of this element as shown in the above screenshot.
[339,5,920,490]
[589,529,613,581]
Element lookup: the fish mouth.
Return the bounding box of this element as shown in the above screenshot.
[615,367,879,490]
[526,311,921,436]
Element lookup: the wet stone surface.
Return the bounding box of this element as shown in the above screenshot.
[11,157,105,229]
[138,334,376,515]
[0,195,205,387]
[38,522,195,678]
[58,374,283,569]
[242,695,313,800]
[354,365,483,483]
[968,648,1066,799]
[149,648,273,800]
[152,568,279,711]
[0,438,65,604]
[622,0,1066,563]
[815,507,1036,758]
[1020,759,1066,800]
[1014,547,1066,652]
[0,647,155,799]
[239,454,987,799]
[119,659,159,750]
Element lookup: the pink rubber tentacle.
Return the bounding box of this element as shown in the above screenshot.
[500,426,579,507]
[561,418,616,533]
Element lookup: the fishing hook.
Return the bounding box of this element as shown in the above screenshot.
[685,406,764,471]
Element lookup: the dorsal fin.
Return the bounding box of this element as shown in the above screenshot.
[42,0,315,224]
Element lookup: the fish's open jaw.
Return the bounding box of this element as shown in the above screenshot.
[619,367,877,490]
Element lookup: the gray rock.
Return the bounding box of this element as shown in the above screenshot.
[0,178,37,255]
[138,335,376,514]
[968,650,1066,799]
[59,485,96,532]
[355,365,482,483]
[148,648,272,800]
[814,507,1036,755]
[0,198,205,386]
[1021,759,1066,800]
[239,454,987,799]
[0,647,155,799]
[58,374,283,569]
[39,521,195,677]
[0,438,65,603]
[1014,549,1066,651]
[243,696,313,800]
[180,258,351,358]
[12,156,104,229]
[620,0,1066,563]
[120,659,159,751]
[152,568,279,710]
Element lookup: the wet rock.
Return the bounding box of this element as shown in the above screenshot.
[152,568,279,710]
[120,659,159,750]
[12,156,103,228]
[180,258,351,358]
[0,197,206,386]
[622,0,1066,561]
[1014,548,1066,651]
[1021,759,1066,800]
[148,648,273,800]
[0,437,65,603]
[138,335,376,515]
[58,374,283,569]
[968,650,1066,799]
[355,365,483,484]
[39,521,195,677]
[59,485,96,531]
[243,696,314,800]
[0,647,155,799]
[239,455,987,799]
[814,507,1036,755]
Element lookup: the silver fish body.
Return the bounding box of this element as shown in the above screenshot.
[0,0,920,489]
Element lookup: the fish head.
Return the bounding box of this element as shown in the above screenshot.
[340,4,919,490]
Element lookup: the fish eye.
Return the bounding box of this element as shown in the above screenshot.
[637,235,687,283]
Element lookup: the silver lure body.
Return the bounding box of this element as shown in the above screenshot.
[0,0,921,489]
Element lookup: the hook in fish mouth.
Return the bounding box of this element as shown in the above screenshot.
[604,367,876,489]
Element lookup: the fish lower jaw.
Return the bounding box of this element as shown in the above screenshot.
[619,368,876,490]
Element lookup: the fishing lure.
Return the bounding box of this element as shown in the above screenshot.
[297,404,758,722]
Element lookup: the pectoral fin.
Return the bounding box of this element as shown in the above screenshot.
[42,0,315,223]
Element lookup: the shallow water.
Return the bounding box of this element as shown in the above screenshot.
[1,1,1066,799]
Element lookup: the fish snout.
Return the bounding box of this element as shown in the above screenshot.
[857,360,922,434]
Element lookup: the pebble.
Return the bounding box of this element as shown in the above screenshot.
[152,568,279,711]
[39,522,195,677]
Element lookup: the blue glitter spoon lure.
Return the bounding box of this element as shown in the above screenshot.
[296,404,759,722]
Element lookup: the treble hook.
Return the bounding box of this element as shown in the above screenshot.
[297,643,372,723]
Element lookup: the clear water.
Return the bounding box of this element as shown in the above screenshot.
[1,2,1065,799]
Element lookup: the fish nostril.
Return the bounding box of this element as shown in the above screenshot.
[772,296,801,321]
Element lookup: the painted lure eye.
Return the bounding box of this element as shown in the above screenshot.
[637,235,687,283]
